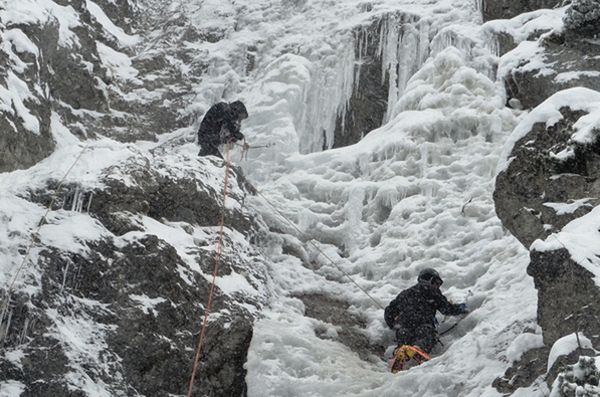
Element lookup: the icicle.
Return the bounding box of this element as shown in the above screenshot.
[86,192,94,213]
[0,294,10,344]
[19,316,29,344]
[344,186,366,252]
[481,29,500,57]
[378,14,433,123]
[75,189,80,211]
[61,261,70,292]
[0,307,13,345]
[420,144,429,177]
[296,30,356,153]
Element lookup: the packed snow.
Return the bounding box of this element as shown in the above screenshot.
[2,0,598,395]
[547,333,594,372]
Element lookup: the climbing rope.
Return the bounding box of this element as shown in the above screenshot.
[0,142,90,324]
[186,140,385,395]
[187,143,233,397]
[253,188,385,310]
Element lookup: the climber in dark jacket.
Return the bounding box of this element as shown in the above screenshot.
[384,268,468,353]
[198,100,248,158]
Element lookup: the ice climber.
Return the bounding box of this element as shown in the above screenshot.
[198,100,248,158]
[384,268,468,371]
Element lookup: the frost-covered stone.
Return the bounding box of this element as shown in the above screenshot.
[0,0,120,172]
[494,89,600,248]
[482,7,567,56]
[550,356,600,397]
[500,31,600,109]
[563,0,600,37]
[529,213,600,347]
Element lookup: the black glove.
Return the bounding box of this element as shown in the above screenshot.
[457,303,469,314]
[233,131,245,142]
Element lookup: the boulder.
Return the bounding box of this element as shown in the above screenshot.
[502,32,600,109]
[528,247,600,347]
[494,106,600,248]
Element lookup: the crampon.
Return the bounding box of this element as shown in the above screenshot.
[388,345,431,373]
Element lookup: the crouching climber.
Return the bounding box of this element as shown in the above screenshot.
[384,268,468,371]
[198,100,248,158]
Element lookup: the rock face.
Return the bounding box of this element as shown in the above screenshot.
[481,0,562,22]
[0,0,198,172]
[504,34,600,110]
[0,154,269,396]
[495,8,600,375]
[494,97,600,346]
[528,248,600,347]
[494,87,600,392]
[494,108,600,248]
[1,0,271,394]
[299,293,385,361]
[0,0,114,172]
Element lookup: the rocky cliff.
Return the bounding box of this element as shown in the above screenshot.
[0,0,269,395]
[492,1,600,394]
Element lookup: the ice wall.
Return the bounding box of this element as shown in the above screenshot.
[296,8,494,153]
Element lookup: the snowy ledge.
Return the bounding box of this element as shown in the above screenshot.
[498,87,600,174]
[531,205,600,284]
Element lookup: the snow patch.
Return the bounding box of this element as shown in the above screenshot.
[543,198,594,215]
[130,294,166,316]
[0,380,25,397]
[555,70,600,84]
[38,212,108,255]
[2,72,40,134]
[498,87,600,174]
[507,332,544,362]
[85,0,140,47]
[96,42,141,84]
[1,0,82,47]
[547,332,594,372]
[532,205,600,284]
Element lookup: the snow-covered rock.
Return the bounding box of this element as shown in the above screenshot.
[495,87,600,248]
[550,356,600,397]
[0,152,269,396]
[481,0,562,22]
[500,20,600,109]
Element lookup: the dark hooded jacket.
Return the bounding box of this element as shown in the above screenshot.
[197,102,245,148]
[385,283,464,330]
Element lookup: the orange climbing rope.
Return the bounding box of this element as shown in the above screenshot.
[186,143,233,397]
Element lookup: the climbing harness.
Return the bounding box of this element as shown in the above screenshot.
[389,345,431,373]
[0,142,90,327]
[187,143,233,397]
